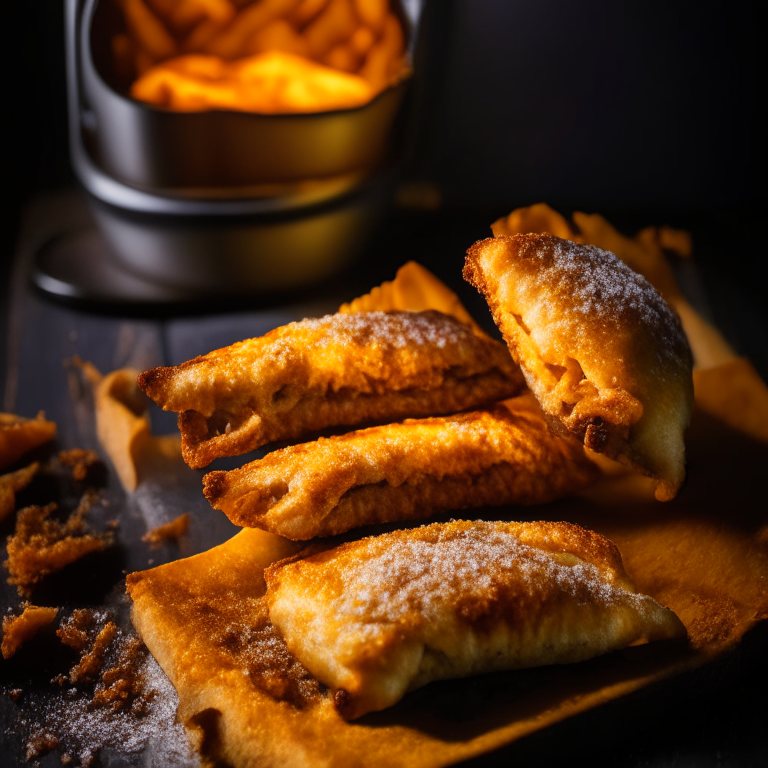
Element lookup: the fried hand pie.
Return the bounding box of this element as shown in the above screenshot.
[203,394,598,540]
[464,234,693,501]
[265,519,687,719]
[139,310,523,469]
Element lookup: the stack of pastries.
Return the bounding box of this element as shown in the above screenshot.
[128,230,692,756]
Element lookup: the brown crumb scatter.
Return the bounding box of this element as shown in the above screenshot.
[57,607,97,652]
[68,621,118,684]
[0,461,39,522]
[25,729,59,760]
[142,513,189,548]
[4,493,113,596]
[13,606,191,766]
[58,448,101,482]
[221,598,321,708]
[106,518,120,529]
[95,634,151,712]
[9,688,22,700]
[56,609,148,705]
[1,603,59,658]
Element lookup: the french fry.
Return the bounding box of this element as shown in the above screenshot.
[352,0,387,34]
[324,42,360,72]
[144,0,183,26]
[359,11,403,91]
[183,16,232,52]
[304,0,357,59]
[349,25,375,56]
[203,0,303,59]
[111,32,136,82]
[245,18,310,57]
[132,51,373,112]
[134,47,158,76]
[171,0,236,30]
[120,0,178,60]
[291,0,329,28]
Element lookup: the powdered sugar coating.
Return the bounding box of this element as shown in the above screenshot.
[267,520,686,718]
[464,234,694,499]
[298,311,467,350]
[303,522,638,638]
[494,236,686,370]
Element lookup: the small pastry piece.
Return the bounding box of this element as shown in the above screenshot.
[203,394,598,540]
[139,311,524,469]
[265,519,687,719]
[1,604,59,659]
[142,513,190,548]
[0,462,39,521]
[0,412,56,471]
[464,234,693,501]
[5,494,113,597]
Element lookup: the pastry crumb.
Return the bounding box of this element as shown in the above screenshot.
[142,513,189,548]
[0,461,39,522]
[1,603,59,659]
[58,449,101,482]
[4,493,113,596]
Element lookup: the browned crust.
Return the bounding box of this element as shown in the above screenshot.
[181,368,520,468]
[464,235,693,500]
[203,396,598,540]
[265,519,686,718]
[138,311,524,468]
[266,520,631,594]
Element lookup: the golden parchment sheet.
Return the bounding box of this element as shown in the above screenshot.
[127,264,768,768]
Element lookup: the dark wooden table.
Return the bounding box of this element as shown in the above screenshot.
[1,188,766,767]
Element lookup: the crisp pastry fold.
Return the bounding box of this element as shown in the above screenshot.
[203,394,598,540]
[138,310,523,469]
[265,519,687,719]
[464,234,694,501]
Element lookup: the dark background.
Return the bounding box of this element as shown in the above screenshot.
[3,0,765,356]
[4,0,765,229]
[0,3,766,767]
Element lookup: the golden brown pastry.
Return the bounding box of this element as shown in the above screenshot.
[203,393,598,539]
[139,310,523,469]
[464,234,693,501]
[265,519,686,719]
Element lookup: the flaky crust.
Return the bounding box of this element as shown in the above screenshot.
[203,394,598,540]
[138,311,523,468]
[265,520,686,718]
[464,235,693,500]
